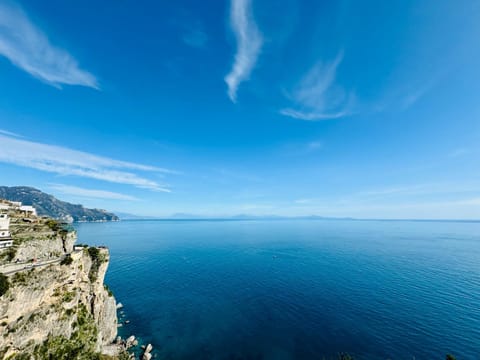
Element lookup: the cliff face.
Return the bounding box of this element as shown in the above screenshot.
[1,216,76,267]
[0,216,119,359]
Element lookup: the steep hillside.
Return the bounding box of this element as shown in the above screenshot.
[0,186,118,222]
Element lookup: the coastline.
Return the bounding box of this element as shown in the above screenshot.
[0,201,135,359]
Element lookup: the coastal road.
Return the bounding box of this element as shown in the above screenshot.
[0,255,67,276]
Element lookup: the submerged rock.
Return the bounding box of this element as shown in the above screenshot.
[125,335,136,349]
[141,343,154,360]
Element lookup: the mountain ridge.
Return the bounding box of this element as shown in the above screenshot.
[0,186,119,222]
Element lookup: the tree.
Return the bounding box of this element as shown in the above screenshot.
[0,273,9,297]
[446,355,456,360]
[60,255,73,266]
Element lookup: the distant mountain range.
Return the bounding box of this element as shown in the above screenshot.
[115,212,355,221]
[0,186,119,222]
[115,213,478,223]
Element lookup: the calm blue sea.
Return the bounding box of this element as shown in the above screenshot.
[75,219,480,359]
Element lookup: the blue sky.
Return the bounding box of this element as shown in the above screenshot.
[0,0,479,219]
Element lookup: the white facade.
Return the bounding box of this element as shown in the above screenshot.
[0,214,10,230]
[20,205,37,216]
[0,214,12,247]
[10,201,22,208]
[0,239,13,248]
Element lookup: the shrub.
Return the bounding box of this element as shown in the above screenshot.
[10,352,30,360]
[0,273,9,297]
[65,308,74,316]
[87,247,100,260]
[34,303,101,359]
[27,313,37,323]
[45,219,61,231]
[104,284,113,297]
[11,272,28,285]
[60,255,73,266]
[87,247,106,282]
[62,291,76,303]
[1,247,17,262]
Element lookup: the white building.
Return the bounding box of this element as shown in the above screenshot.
[0,213,13,249]
[0,238,13,249]
[20,205,37,217]
[0,213,9,229]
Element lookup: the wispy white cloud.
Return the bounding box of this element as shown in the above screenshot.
[0,1,97,88]
[0,132,172,192]
[49,184,139,201]
[224,0,263,102]
[0,128,23,138]
[401,80,435,109]
[280,52,354,121]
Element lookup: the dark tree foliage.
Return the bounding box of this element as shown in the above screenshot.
[86,247,106,282]
[60,255,73,266]
[87,246,100,260]
[0,273,9,297]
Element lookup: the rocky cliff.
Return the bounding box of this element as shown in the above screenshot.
[0,211,122,359]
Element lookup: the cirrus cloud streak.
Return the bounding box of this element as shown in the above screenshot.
[49,184,140,201]
[0,1,97,88]
[224,0,263,102]
[0,131,172,192]
[280,52,354,121]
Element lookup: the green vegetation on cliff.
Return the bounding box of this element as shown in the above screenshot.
[3,302,129,359]
[86,247,107,282]
[32,304,98,359]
